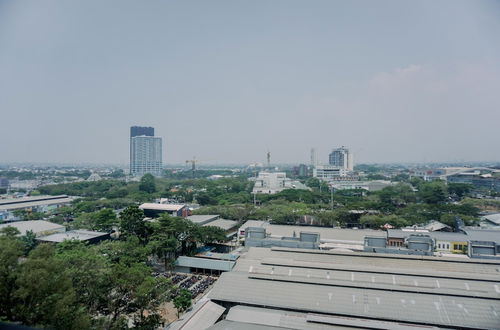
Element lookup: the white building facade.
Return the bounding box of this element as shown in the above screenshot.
[252,172,293,194]
[130,136,163,177]
[313,165,349,182]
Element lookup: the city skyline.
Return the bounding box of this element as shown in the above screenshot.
[1,1,499,165]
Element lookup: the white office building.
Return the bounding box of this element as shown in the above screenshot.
[313,165,349,182]
[130,136,163,177]
[251,172,308,194]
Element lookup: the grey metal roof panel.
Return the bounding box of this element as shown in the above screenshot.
[208,272,500,329]
[482,214,500,225]
[0,197,74,211]
[247,272,499,300]
[244,260,500,299]
[37,230,109,243]
[243,249,500,276]
[225,305,406,330]
[205,219,239,231]
[0,195,69,206]
[208,320,290,330]
[0,220,65,236]
[264,247,500,268]
[259,257,500,282]
[464,230,500,244]
[186,215,220,225]
[176,256,235,271]
[169,300,225,330]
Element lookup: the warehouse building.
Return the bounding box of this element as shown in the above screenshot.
[175,256,236,275]
[0,195,73,222]
[206,246,500,329]
[185,214,221,225]
[465,229,500,259]
[0,220,65,237]
[139,203,189,217]
[37,230,110,244]
[185,214,239,236]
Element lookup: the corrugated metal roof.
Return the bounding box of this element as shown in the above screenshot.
[266,247,500,268]
[208,271,500,329]
[482,214,500,225]
[37,230,109,243]
[464,229,500,244]
[205,219,238,231]
[0,197,73,211]
[176,256,235,271]
[139,203,185,211]
[238,257,499,295]
[225,305,444,330]
[169,300,225,330]
[225,305,360,329]
[186,215,220,224]
[0,220,65,236]
[247,272,499,299]
[259,257,500,282]
[0,195,69,206]
[207,320,288,330]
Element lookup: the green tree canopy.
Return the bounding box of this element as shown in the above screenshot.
[139,174,157,193]
[0,234,24,320]
[173,289,192,317]
[119,205,150,242]
[418,181,448,204]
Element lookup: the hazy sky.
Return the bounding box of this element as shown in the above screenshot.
[1,0,499,165]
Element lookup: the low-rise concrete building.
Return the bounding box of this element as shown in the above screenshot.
[251,172,308,194]
[139,203,189,217]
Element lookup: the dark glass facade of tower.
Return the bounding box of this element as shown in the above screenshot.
[130,126,154,138]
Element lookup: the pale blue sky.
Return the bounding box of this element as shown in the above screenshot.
[1,0,499,165]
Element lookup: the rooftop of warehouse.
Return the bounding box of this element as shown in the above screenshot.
[176,256,236,271]
[0,220,65,236]
[37,230,109,243]
[204,218,238,231]
[208,271,500,329]
[185,214,220,224]
[239,221,387,243]
[138,203,186,211]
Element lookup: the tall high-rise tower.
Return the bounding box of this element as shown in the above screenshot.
[130,126,163,177]
[130,126,154,138]
[328,146,353,171]
[310,148,316,167]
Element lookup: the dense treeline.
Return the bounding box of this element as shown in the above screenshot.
[0,206,227,329]
[37,173,479,229]
[195,179,479,228]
